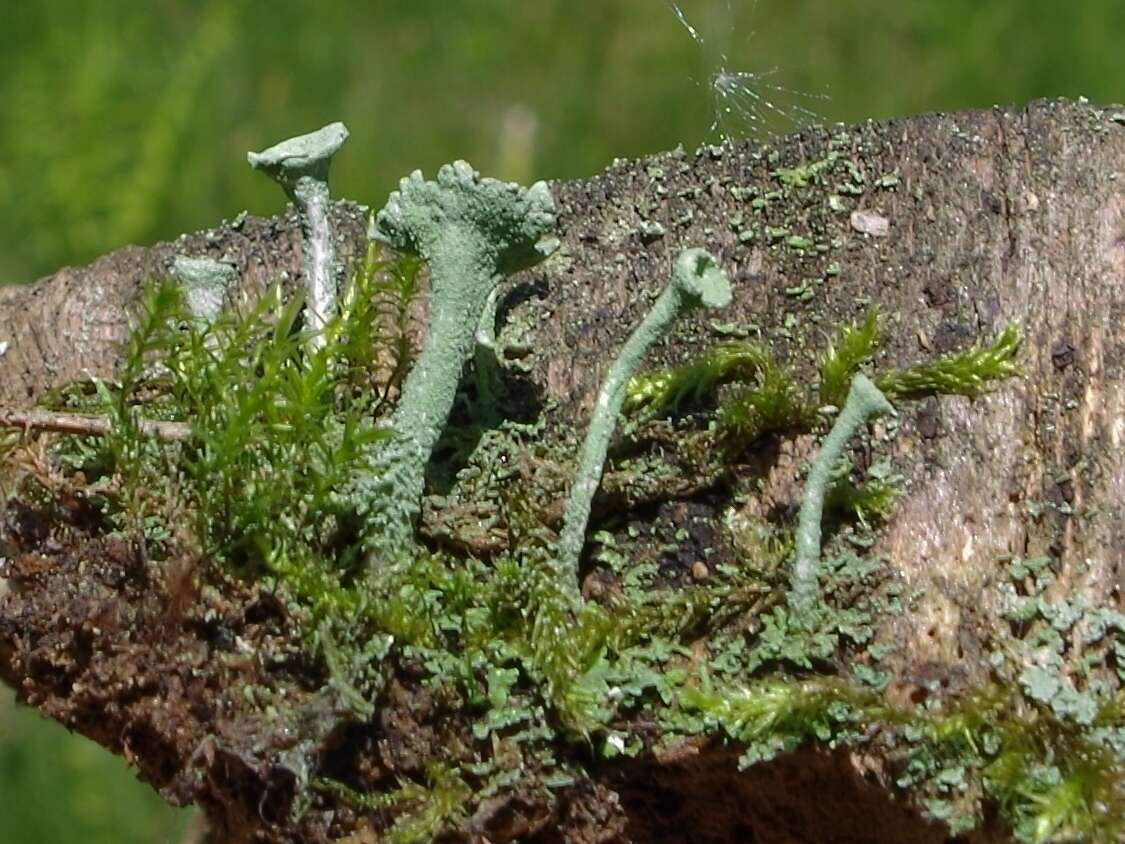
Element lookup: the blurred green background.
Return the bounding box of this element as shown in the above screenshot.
[0,0,1121,840]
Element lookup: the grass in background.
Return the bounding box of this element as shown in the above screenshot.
[0,691,192,843]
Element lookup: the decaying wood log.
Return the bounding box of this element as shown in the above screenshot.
[1,99,1123,843]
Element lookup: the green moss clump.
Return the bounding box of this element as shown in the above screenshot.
[47,244,421,617]
[624,341,771,417]
[875,324,1023,400]
[715,353,815,449]
[818,308,882,408]
[314,763,472,844]
[679,678,1125,842]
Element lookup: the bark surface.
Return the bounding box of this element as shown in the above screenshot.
[1,99,1123,843]
[0,204,370,406]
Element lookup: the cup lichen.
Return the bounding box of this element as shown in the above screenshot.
[555,247,731,598]
[346,161,557,564]
[249,122,349,348]
[790,372,895,622]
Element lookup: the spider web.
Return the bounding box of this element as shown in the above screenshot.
[665,0,828,141]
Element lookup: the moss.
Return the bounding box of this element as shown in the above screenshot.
[875,324,1023,400]
[314,763,472,843]
[678,677,1125,842]
[624,341,770,418]
[819,308,883,408]
[8,163,1120,841]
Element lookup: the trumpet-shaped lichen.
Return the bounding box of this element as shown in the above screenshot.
[347,161,557,564]
[791,373,895,621]
[249,122,349,348]
[555,247,731,597]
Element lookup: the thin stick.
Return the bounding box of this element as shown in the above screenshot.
[0,407,191,442]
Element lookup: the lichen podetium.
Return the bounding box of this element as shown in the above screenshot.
[343,161,558,566]
[554,247,731,602]
[249,122,349,349]
[791,373,894,624]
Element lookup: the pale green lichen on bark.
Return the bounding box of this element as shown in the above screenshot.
[170,255,236,323]
[791,372,895,622]
[555,247,732,598]
[346,161,557,565]
[248,122,349,348]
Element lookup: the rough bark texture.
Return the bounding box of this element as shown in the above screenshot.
[1,99,1123,843]
[0,204,370,406]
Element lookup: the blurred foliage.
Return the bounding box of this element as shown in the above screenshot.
[0,1,1121,841]
[0,690,191,843]
[1,0,1123,284]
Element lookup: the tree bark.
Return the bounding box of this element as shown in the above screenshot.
[1,99,1123,843]
[0,204,370,406]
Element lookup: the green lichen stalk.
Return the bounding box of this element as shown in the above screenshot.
[351,161,557,564]
[791,373,894,621]
[556,248,731,597]
[249,122,349,348]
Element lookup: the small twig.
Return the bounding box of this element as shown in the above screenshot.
[0,407,191,441]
